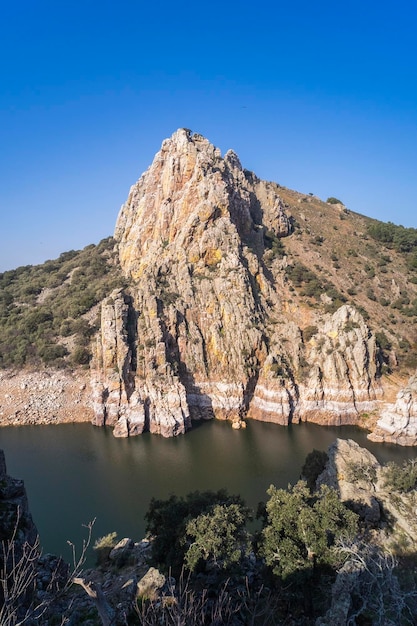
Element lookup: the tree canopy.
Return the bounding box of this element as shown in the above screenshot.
[261,481,358,580]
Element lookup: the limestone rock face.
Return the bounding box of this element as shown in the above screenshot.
[91,129,383,437]
[91,289,190,437]
[368,372,417,445]
[318,438,417,543]
[317,439,381,523]
[295,305,381,426]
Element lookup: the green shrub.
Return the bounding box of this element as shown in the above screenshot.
[375,331,392,351]
[70,346,91,365]
[93,531,118,566]
[326,197,343,205]
[0,237,124,368]
[261,481,357,580]
[367,220,417,253]
[38,344,68,363]
[184,502,251,572]
[145,490,249,577]
[383,460,417,492]
[264,229,285,258]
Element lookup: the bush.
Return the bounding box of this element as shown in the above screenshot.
[375,331,392,351]
[93,532,118,566]
[303,326,318,343]
[383,460,417,492]
[326,197,343,205]
[184,502,251,572]
[367,220,417,253]
[261,482,358,580]
[145,490,249,577]
[264,229,286,258]
[0,237,125,368]
[38,344,68,363]
[70,346,91,365]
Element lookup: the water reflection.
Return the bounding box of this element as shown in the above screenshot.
[1,420,416,560]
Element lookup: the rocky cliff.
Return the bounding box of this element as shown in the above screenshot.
[90,129,405,438]
[2,129,415,442]
[317,438,417,544]
[0,449,37,546]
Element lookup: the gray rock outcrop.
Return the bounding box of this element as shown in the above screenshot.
[317,438,417,543]
[90,130,384,438]
[369,372,417,445]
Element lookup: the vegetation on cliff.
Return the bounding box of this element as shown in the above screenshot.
[0,237,125,369]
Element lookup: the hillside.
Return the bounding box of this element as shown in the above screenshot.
[1,129,417,442]
[0,237,125,369]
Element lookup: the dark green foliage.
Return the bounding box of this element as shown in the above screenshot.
[260,482,358,580]
[375,331,392,351]
[383,460,417,493]
[406,250,417,271]
[184,502,251,572]
[344,320,360,332]
[285,263,323,299]
[269,354,291,378]
[26,309,53,333]
[355,305,370,321]
[365,263,376,278]
[70,346,91,366]
[145,490,249,577]
[367,221,417,254]
[301,449,329,491]
[0,237,125,368]
[326,197,343,205]
[264,229,285,258]
[285,263,346,311]
[38,344,68,363]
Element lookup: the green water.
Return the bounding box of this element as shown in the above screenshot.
[1,420,416,561]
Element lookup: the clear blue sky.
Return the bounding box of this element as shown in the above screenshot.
[1,0,416,271]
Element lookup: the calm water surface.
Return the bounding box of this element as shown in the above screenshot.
[1,420,417,561]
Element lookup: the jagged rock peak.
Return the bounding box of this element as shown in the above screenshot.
[114,128,270,280]
[91,130,383,438]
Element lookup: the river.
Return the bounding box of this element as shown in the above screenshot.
[1,420,417,562]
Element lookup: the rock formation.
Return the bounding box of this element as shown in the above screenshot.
[316,439,381,524]
[317,438,417,544]
[0,449,38,545]
[90,129,386,438]
[368,372,417,445]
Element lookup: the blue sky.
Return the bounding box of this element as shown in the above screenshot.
[1,0,416,271]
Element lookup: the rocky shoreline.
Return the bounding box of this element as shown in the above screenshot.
[1,366,417,446]
[0,369,93,427]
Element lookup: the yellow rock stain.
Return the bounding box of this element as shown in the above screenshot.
[204,248,222,266]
